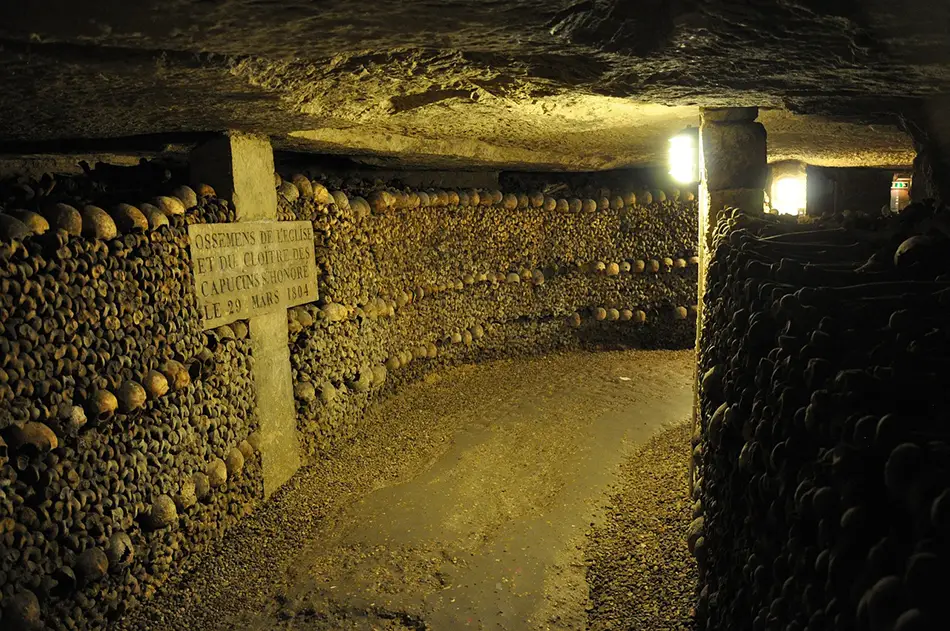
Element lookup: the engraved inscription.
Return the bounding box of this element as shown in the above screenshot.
[188,221,318,329]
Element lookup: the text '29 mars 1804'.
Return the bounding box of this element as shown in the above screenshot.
[187,221,318,329]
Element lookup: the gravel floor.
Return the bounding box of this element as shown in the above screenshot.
[585,422,698,631]
[115,350,694,631]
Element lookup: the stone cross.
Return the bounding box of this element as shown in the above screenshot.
[190,132,301,497]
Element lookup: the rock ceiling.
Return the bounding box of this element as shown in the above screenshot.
[0,0,946,170]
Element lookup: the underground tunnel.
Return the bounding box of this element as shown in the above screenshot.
[1,2,949,630]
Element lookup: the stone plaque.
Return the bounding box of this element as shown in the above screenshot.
[188,221,318,329]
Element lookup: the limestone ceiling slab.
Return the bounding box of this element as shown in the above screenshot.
[0,1,940,169]
[281,106,914,170]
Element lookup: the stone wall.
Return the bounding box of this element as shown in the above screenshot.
[693,202,948,630]
[0,162,699,629]
[804,166,895,217]
[0,168,263,630]
[276,175,699,458]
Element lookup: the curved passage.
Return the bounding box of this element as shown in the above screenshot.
[119,349,695,631]
[0,168,698,630]
[278,180,698,459]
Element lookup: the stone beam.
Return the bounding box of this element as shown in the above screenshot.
[190,132,301,498]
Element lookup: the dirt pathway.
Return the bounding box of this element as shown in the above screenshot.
[121,350,693,631]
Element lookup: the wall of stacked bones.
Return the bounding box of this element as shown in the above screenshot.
[0,162,698,629]
[693,202,950,631]
[0,168,262,631]
[275,174,698,457]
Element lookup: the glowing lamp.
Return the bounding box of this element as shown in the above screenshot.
[772,176,807,215]
[668,128,699,184]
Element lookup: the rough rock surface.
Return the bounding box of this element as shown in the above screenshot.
[0,1,940,168]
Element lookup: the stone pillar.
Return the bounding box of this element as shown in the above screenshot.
[190,132,301,498]
[692,107,767,487]
[699,107,767,243]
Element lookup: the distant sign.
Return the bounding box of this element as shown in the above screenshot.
[188,221,318,329]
